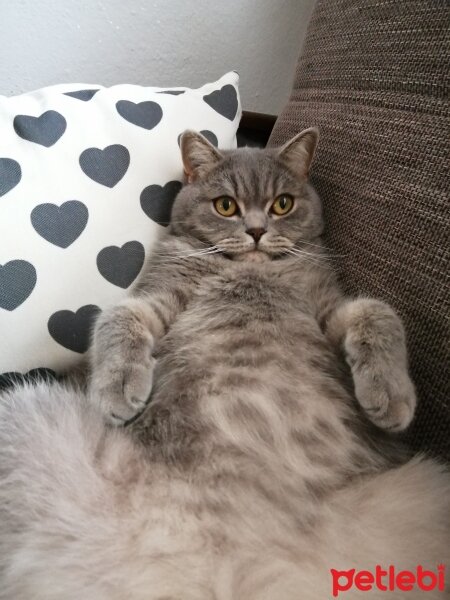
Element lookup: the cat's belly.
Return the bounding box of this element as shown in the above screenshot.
[152,269,346,410]
[154,307,340,405]
[135,271,362,494]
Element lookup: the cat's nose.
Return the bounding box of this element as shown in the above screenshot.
[246,228,266,243]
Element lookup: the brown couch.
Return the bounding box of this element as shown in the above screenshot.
[269,0,449,460]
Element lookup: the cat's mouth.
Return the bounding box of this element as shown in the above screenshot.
[231,249,271,263]
[217,237,290,262]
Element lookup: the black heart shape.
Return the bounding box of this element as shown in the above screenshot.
[13,110,67,147]
[31,200,89,248]
[140,181,182,226]
[0,260,36,311]
[176,130,218,148]
[0,157,22,197]
[200,130,218,147]
[48,305,101,354]
[0,368,57,391]
[116,100,163,130]
[203,85,238,121]
[79,145,130,188]
[64,89,99,101]
[97,241,145,289]
[0,371,22,390]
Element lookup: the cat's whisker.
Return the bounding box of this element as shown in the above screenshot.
[295,239,326,250]
[175,251,222,261]
[283,248,325,267]
[173,246,220,257]
[153,244,220,258]
[287,247,323,259]
[159,248,223,262]
[295,240,348,258]
[217,243,244,251]
[218,238,255,253]
[289,246,338,264]
[296,249,343,261]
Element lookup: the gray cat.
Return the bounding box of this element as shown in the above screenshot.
[0,130,448,599]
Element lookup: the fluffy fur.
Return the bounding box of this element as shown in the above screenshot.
[0,130,448,599]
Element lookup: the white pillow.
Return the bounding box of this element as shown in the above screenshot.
[0,72,241,379]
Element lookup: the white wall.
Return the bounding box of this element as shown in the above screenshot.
[0,0,315,114]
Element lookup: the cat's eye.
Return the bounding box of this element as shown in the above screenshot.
[214,197,238,217]
[271,194,294,216]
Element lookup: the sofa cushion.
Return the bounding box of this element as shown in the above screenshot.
[269,0,449,459]
[0,72,241,380]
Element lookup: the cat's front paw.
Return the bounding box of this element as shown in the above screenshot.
[352,363,416,432]
[90,358,155,426]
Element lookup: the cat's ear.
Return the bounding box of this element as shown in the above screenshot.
[180,130,223,183]
[278,128,319,180]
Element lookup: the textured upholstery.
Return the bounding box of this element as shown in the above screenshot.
[269,0,449,459]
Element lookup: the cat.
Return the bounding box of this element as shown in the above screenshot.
[0,129,448,600]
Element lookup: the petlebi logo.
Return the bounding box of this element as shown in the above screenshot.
[330,564,446,597]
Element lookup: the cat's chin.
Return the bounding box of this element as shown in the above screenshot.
[232,250,271,264]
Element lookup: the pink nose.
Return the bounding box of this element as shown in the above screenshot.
[246,228,266,243]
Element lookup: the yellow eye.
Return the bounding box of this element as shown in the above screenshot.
[214,197,238,217]
[271,194,294,216]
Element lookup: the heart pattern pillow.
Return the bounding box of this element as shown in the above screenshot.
[0,72,241,379]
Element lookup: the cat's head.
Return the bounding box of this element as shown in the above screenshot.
[170,128,323,262]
